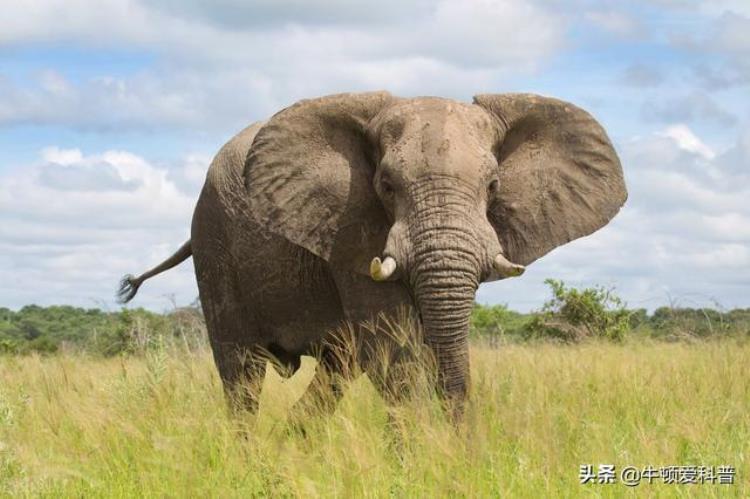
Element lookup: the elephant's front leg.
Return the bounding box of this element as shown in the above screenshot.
[335,269,419,409]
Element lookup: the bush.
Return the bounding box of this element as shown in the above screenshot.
[0,339,19,354]
[524,279,630,342]
[20,336,59,355]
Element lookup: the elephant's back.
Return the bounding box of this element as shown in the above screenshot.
[203,121,265,198]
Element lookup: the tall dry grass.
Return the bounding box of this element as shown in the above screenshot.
[1,338,748,497]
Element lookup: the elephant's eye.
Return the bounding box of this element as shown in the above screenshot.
[381,179,395,198]
[487,179,499,196]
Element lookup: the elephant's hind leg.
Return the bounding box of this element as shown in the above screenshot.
[212,341,268,414]
[194,246,268,414]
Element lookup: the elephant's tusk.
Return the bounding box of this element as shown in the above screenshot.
[370,256,397,281]
[493,253,525,278]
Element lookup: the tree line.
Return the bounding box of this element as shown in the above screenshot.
[1,280,748,356]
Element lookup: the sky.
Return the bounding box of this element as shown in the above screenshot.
[0,0,748,313]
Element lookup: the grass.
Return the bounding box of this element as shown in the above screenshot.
[1,339,748,497]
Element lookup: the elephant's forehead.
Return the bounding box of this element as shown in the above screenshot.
[389,98,488,123]
[377,101,496,181]
[381,98,495,143]
[380,98,495,159]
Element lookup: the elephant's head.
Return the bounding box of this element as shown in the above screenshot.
[244,91,626,415]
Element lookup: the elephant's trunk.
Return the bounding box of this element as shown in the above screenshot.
[407,186,482,421]
[414,266,476,419]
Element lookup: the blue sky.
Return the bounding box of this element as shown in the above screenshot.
[1,0,748,312]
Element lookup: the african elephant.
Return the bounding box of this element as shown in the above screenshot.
[118,91,626,421]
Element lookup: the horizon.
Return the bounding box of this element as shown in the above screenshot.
[3,296,750,315]
[1,1,748,313]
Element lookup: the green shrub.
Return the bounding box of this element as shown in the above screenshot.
[20,336,59,355]
[524,279,630,342]
[0,339,19,354]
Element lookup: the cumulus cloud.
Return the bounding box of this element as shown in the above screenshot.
[0,0,565,67]
[0,68,277,132]
[659,125,715,159]
[584,9,646,39]
[0,147,203,309]
[148,0,435,28]
[0,0,566,132]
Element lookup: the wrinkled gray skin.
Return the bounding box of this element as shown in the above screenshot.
[118,91,627,421]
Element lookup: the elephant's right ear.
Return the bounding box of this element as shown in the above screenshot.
[244,92,396,275]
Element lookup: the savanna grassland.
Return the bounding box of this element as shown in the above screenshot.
[1,338,748,498]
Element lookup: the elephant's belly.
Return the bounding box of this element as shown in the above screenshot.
[238,236,346,355]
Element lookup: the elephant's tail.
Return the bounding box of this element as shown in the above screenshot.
[116,240,193,304]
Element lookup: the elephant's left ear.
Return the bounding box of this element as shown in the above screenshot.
[244,92,396,275]
[474,93,627,266]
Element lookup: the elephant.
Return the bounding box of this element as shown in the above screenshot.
[117,91,626,421]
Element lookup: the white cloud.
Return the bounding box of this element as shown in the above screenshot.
[424,0,563,68]
[584,10,645,38]
[0,0,565,66]
[0,148,203,310]
[660,124,715,159]
[0,68,278,132]
[41,147,83,165]
[0,0,567,131]
[148,0,435,28]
